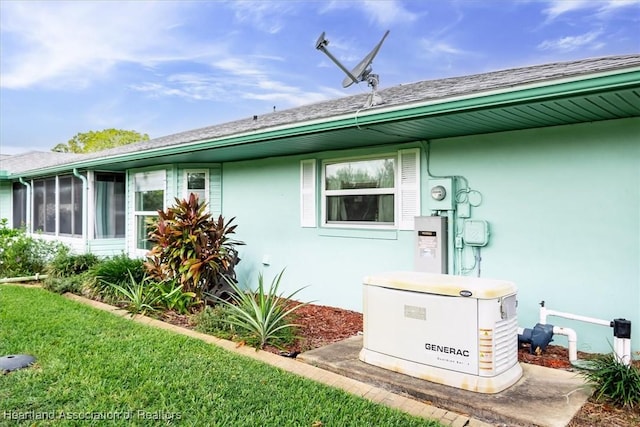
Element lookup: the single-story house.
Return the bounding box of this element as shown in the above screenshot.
[1,54,638,356]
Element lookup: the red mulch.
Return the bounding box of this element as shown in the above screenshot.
[162,303,639,427]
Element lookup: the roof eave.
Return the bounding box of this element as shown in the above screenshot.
[6,67,640,180]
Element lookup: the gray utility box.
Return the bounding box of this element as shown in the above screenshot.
[415,216,447,274]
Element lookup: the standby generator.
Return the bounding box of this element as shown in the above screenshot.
[359,271,522,393]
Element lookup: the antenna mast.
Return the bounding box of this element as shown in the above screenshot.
[315,30,389,107]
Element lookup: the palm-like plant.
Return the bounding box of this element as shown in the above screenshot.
[210,269,309,349]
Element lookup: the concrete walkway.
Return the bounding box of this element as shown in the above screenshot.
[63,293,492,427]
[299,336,592,427]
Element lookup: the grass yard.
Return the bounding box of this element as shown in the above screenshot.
[0,285,442,426]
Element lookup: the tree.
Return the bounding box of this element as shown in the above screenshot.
[52,128,149,153]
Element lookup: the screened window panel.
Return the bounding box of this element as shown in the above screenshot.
[33,181,45,232]
[72,176,83,236]
[59,176,72,235]
[12,182,27,229]
[95,173,125,238]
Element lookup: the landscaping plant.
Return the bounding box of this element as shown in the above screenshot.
[0,218,66,277]
[109,272,163,316]
[87,253,145,301]
[155,279,200,314]
[145,194,244,301]
[210,269,308,349]
[43,247,101,294]
[577,353,640,409]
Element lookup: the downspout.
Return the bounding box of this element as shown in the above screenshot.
[18,177,31,232]
[73,168,89,253]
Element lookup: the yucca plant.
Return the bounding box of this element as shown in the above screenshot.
[209,269,308,349]
[577,353,640,409]
[110,272,163,316]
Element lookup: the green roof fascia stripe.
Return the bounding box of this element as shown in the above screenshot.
[6,68,639,181]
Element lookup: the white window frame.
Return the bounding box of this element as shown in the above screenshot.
[133,170,166,253]
[321,153,398,229]
[183,169,209,209]
[303,148,419,231]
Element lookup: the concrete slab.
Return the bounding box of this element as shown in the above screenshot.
[298,336,591,427]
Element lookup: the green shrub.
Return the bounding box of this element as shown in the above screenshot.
[87,254,145,300]
[155,279,200,314]
[145,194,244,301]
[209,269,307,349]
[0,219,66,277]
[43,272,91,294]
[46,248,100,278]
[193,304,243,340]
[577,353,640,409]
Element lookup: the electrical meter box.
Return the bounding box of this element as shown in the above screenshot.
[415,216,447,274]
[359,272,522,393]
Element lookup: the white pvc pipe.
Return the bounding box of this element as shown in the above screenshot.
[539,306,610,327]
[553,326,577,363]
[0,274,47,283]
[540,305,631,366]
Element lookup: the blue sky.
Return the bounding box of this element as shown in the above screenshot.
[1,0,638,155]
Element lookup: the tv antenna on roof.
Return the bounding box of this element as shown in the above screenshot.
[315,30,390,107]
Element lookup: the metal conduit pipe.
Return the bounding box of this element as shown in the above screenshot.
[72,168,89,253]
[0,274,48,283]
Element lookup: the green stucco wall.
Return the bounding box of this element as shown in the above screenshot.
[222,117,639,355]
[0,182,11,224]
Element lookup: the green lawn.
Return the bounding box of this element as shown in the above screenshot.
[0,285,442,426]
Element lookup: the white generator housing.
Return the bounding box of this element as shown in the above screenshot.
[359,272,522,393]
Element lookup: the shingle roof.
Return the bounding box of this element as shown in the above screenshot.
[5,54,640,176]
[0,151,83,174]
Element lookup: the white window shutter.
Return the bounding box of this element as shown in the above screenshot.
[398,148,420,230]
[300,159,316,227]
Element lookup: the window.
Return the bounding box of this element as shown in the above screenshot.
[324,157,395,225]
[12,182,27,229]
[32,175,84,236]
[58,176,83,236]
[95,173,125,238]
[33,178,56,234]
[184,170,208,206]
[134,170,165,250]
[301,148,420,230]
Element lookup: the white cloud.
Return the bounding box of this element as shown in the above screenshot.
[537,30,605,52]
[541,0,640,21]
[420,40,470,57]
[320,0,418,27]
[226,1,297,34]
[0,1,220,89]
